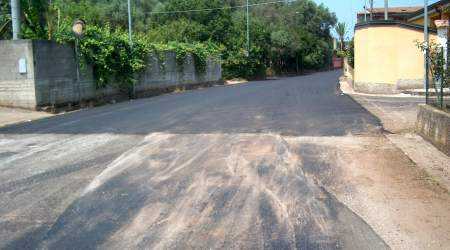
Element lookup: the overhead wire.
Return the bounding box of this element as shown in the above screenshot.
[146,0,294,15]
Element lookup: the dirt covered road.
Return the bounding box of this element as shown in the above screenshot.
[1,71,449,249]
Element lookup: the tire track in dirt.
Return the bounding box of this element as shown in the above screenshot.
[10,133,389,249]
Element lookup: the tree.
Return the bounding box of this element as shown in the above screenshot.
[335,22,346,51]
[6,0,338,79]
[0,0,11,39]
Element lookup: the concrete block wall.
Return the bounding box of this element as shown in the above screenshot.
[136,52,221,92]
[0,40,222,109]
[416,104,450,156]
[32,40,96,106]
[0,40,36,109]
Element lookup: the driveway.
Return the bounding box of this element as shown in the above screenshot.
[0,71,449,249]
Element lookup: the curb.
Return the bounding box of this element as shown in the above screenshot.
[338,78,424,99]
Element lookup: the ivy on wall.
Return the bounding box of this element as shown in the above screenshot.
[54,23,220,93]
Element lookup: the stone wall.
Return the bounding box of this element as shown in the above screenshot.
[0,40,222,109]
[416,104,450,156]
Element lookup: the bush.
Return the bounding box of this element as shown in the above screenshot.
[222,46,267,79]
[346,39,354,68]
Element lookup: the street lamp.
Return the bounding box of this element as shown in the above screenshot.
[128,0,133,45]
[72,19,85,37]
[72,19,86,104]
[10,0,20,39]
[245,0,250,56]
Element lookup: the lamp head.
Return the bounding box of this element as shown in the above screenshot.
[72,19,86,37]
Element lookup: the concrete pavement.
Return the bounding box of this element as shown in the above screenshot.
[350,94,450,192]
[1,71,449,249]
[0,107,53,128]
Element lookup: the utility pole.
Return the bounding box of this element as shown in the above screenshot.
[246,0,250,56]
[364,0,367,22]
[10,0,20,39]
[370,0,373,21]
[424,0,429,103]
[363,0,368,22]
[384,0,389,20]
[127,0,133,45]
[127,0,135,98]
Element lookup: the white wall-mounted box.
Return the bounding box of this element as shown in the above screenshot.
[18,58,27,74]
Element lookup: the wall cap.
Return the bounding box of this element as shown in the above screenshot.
[418,103,450,116]
[355,20,437,34]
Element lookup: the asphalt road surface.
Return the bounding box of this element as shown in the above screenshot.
[0,70,391,249]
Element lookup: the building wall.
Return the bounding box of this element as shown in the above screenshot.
[354,24,437,94]
[0,40,222,109]
[0,40,36,109]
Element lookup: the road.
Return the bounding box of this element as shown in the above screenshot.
[0,71,448,249]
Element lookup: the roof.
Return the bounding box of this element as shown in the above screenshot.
[357,6,422,15]
[408,0,450,19]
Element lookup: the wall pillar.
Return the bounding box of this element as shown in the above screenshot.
[435,20,449,67]
[434,20,449,96]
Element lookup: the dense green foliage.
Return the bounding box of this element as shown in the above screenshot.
[346,39,354,68]
[1,0,337,80]
[0,0,11,38]
[148,0,337,77]
[54,22,219,92]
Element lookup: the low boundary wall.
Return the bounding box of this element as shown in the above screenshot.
[0,40,222,109]
[416,104,450,156]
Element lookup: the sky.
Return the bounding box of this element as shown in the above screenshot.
[312,0,440,38]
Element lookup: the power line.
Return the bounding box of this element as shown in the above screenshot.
[145,0,295,56]
[146,0,293,15]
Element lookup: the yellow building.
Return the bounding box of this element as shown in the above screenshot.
[353,1,449,94]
